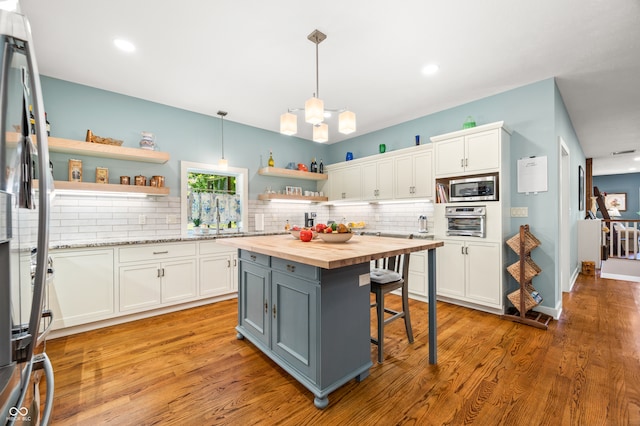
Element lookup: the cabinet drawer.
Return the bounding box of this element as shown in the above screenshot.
[119,243,196,263]
[272,257,319,281]
[199,240,236,256]
[240,250,270,267]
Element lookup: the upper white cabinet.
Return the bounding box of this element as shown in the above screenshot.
[432,122,507,178]
[325,144,434,203]
[327,164,362,201]
[361,157,394,201]
[394,147,433,199]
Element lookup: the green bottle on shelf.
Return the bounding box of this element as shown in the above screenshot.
[268,150,275,167]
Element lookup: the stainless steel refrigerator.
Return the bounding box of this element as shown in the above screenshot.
[0,4,54,425]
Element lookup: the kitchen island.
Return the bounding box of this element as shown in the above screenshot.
[217,234,443,408]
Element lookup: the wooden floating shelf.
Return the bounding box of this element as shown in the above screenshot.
[258,193,328,202]
[258,167,328,181]
[7,132,170,164]
[35,180,170,196]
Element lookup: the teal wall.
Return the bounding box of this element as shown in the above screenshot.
[41,75,586,314]
[40,76,330,198]
[593,173,640,219]
[328,78,585,312]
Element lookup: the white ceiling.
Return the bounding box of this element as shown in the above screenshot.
[18,0,640,176]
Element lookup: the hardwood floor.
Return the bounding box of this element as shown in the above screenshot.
[41,273,640,425]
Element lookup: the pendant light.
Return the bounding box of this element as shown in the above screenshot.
[217,110,228,169]
[280,29,356,142]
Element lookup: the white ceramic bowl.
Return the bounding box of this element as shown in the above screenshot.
[290,229,318,240]
[317,232,353,243]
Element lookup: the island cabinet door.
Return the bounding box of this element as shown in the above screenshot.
[271,272,318,381]
[239,261,271,347]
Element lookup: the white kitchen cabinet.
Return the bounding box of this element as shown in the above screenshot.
[361,157,394,201]
[119,258,197,311]
[407,250,430,301]
[199,240,238,296]
[49,248,115,329]
[118,242,197,312]
[436,239,502,309]
[393,147,433,199]
[432,125,504,177]
[328,164,362,201]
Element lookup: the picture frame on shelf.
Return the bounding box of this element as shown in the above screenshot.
[285,186,295,195]
[604,192,626,211]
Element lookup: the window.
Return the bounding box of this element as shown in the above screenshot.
[180,161,248,235]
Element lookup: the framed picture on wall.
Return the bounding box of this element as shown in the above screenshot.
[604,192,626,211]
[578,165,584,211]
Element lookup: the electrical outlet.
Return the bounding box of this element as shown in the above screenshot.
[138,214,146,225]
[510,207,528,218]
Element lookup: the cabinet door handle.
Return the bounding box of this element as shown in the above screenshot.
[162,268,165,277]
[157,268,161,277]
[465,158,469,167]
[286,264,296,273]
[461,246,465,255]
[227,260,231,268]
[153,251,169,255]
[461,158,464,168]
[233,259,237,267]
[264,300,268,313]
[465,247,469,255]
[250,255,257,261]
[272,304,277,319]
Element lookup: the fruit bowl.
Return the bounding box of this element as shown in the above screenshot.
[290,229,318,240]
[317,232,353,243]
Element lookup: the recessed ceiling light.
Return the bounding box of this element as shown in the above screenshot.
[422,63,439,75]
[114,38,135,53]
[634,157,640,161]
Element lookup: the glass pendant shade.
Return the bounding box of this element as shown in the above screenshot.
[313,123,329,143]
[305,97,324,125]
[339,110,356,134]
[218,158,228,169]
[280,112,297,135]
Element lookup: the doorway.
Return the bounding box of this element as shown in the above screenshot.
[560,138,571,294]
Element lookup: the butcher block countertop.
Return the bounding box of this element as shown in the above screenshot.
[217,234,444,269]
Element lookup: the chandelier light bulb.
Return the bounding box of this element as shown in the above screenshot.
[305,96,324,125]
[313,123,329,143]
[339,110,356,134]
[280,112,297,136]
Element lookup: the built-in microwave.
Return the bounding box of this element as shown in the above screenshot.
[449,176,497,202]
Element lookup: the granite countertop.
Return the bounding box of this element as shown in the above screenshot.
[49,230,434,250]
[49,231,286,250]
[217,234,444,269]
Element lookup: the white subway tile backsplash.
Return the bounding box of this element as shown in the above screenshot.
[48,194,435,245]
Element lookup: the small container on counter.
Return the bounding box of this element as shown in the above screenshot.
[134,175,146,186]
[120,176,130,185]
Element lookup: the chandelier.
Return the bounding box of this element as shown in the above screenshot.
[280,29,356,143]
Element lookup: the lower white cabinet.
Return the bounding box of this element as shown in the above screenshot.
[50,240,238,334]
[407,250,429,301]
[199,240,238,296]
[119,258,197,311]
[436,239,502,310]
[49,248,115,329]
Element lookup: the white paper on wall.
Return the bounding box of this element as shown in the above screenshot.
[517,156,548,193]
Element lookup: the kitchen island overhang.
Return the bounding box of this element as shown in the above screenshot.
[218,234,443,408]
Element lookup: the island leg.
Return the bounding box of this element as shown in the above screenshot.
[355,369,370,382]
[428,248,437,364]
[236,332,244,340]
[314,396,329,409]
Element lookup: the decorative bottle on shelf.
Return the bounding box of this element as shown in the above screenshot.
[45,113,51,136]
[268,151,275,167]
[310,158,318,173]
[284,220,290,231]
[29,105,35,134]
[319,158,324,174]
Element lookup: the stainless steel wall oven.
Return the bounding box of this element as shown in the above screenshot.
[445,206,486,238]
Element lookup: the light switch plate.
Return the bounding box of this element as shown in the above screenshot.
[511,207,528,217]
